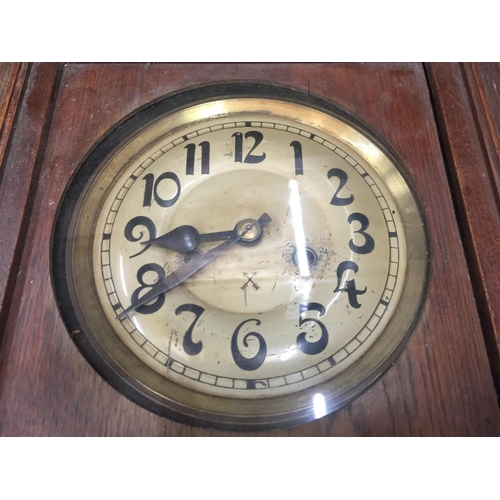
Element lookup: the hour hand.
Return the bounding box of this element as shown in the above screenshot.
[118,213,271,319]
[143,225,235,253]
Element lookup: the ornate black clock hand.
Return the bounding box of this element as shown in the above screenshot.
[118,213,271,319]
[143,225,236,253]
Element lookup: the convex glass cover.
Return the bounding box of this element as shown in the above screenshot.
[52,84,429,430]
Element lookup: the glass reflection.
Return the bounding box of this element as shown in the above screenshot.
[313,393,327,419]
[288,180,310,278]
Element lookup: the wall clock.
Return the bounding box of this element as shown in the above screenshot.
[52,83,429,431]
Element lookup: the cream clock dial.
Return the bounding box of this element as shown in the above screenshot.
[52,84,429,430]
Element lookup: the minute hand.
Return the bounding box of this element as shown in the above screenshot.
[117,213,271,319]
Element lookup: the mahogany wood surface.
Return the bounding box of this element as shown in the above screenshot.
[427,62,500,391]
[0,63,29,176]
[0,63,499,436]
[0,63,17,127]
[0,63,60,337]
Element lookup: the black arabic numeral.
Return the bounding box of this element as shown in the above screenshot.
[231,319,267,371]
[175,304,205,356]
[124,216,157,258]
[143,173,154,207]
[130,263,166,314]
[297,302,329,355]
[232,131,266,164]
[348,212,375,254]
[334,261,367,309]
[327,168,354,206]
[290,140,304,175]
[185,141,210,175]
[231,132,243,163]
[233,132,243,163]
[142,172,181,208]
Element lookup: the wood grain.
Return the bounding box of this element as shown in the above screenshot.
[0,64,60,337]
[0,63,18,125]
[0,63,498,436]
[0,63,29,176]
[427,62,500,391]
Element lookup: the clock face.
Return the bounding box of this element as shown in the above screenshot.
[52,85,429,430]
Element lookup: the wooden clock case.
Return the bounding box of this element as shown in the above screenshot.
[0,63,499,436]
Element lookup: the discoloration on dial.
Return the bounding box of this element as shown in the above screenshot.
[93,117,404,398]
